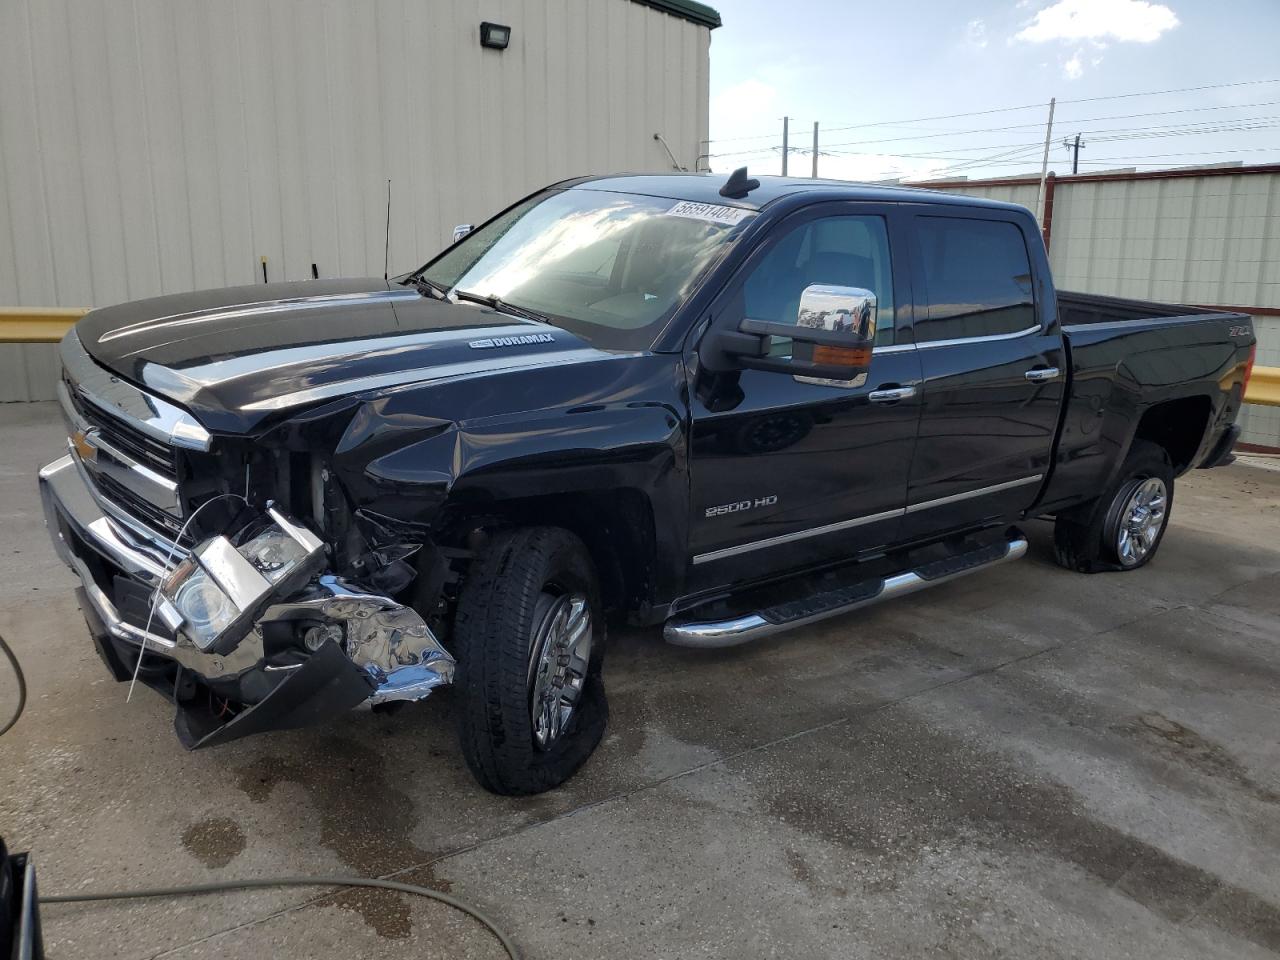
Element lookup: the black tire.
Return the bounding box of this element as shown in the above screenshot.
[452,527,607,795]
[1052,439,1175,574]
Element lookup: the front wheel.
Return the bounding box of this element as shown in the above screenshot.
[452,527,607,795]
[1053,439,1174,573]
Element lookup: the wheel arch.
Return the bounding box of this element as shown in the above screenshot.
[437,487,661,620]
[1130,394,1213,475]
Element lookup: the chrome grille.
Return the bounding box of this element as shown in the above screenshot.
[93,471,190,545]
[65,379,178,481]
[56,329,213,548]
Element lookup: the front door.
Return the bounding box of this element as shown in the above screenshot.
[687,204,922,594]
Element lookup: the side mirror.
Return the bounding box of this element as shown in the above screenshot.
[452,224,474,243]
[704,284,877,385]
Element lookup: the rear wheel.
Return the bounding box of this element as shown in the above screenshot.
[1053,439,1174,573]
[452,527,607,795]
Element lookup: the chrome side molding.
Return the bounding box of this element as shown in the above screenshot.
[665,536,1029,648]
[693,476,1041,565]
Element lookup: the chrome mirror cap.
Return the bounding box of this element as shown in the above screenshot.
[794,284,877,388]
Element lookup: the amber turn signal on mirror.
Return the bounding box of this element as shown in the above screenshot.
[812,344,872,368]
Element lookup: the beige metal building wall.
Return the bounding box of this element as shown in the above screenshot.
[0,0,713,309]
[912,178,1041,213]
[913,167,1280,450]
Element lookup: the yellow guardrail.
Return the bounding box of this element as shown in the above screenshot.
[0,307,89,343]
[0,306,1278,405]
[1250,365,1280,406]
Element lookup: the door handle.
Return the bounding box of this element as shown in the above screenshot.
[868,385,917,404]
[1024,367,1061,382]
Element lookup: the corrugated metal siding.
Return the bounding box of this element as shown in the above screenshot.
[0,0,710,314]
[0,344,58,403]
[917,171,1280,449]
[915,180,1042,213]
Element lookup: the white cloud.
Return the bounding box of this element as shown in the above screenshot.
[1015,0,1179,44]
[1064,50,1084,79]
[967,18,989,48]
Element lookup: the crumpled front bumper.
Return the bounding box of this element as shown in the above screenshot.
[39,453,454,748]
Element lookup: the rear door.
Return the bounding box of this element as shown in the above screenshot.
[686,202,922,591]
[900,207,1065,539]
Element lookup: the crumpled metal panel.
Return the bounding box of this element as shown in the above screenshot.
[306,577,455,704]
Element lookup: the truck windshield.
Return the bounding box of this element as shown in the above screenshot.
[418,188,754,350]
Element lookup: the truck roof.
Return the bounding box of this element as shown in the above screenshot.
[570,172,1030,214]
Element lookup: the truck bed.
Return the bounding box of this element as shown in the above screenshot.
[1056,290,1220,326]
[1039,295,1251,515]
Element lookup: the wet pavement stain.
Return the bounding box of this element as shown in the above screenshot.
[234,736,449,939]
[181,816,246,868]
[782,848,851,900]
[784,848,814,885]
[750,708,1280,953]
[1128,712,1279,804]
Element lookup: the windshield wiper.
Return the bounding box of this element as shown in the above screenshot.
[403,273,451,301]
[452,290,551,325]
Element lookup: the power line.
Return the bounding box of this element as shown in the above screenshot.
[1057,77,1280,108]
[1073,146,1280,162]
[817,114,1280,152]
[710,116,1280,161]
[705,77,1280,146]
[704,122,817,146]
[881,99,1280,137]
[824,140,1047,157]
[934,146,1048,178]
[1071,160,1272,167]
[711,127,1280,166]
[825,79,1280,135]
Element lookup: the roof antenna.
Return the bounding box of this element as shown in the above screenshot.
[719,166,759,200]
[383,178,391,281]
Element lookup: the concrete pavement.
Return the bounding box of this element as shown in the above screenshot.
[1,401,1278,959]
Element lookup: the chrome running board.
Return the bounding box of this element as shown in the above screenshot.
[664,536,1028,648]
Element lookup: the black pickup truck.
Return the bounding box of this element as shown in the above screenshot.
[40,172,1257,794]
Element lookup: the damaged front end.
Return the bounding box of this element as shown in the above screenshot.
[40,452,454,750]
[42,328,457,749]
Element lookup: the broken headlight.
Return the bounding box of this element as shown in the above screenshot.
[162,507,325,653]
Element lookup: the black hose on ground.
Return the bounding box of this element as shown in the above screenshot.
[0,632,25,739]
[44,877,520,959]
[0,633,520,959]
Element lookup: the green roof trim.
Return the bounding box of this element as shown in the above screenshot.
[630,0,722,29]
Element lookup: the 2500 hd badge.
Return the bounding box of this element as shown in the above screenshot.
[706,495,778,517]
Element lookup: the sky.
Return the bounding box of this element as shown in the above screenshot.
[705,0,1280,183]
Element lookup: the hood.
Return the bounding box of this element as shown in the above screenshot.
[75,278,610,434]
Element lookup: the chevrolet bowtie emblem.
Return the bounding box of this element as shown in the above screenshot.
[71,429,97,462]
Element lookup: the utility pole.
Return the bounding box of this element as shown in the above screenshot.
[1035,98,1056,227]
[1064,133,1085,174]
[812,121,819,178]
[781,116,790,176]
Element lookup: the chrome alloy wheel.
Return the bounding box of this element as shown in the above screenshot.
[528,591,593,750]
[1116,476,1167,566]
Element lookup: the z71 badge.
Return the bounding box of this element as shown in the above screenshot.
[706,495,778,518]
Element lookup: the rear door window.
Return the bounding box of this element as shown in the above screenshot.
[914,216,1036,342]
